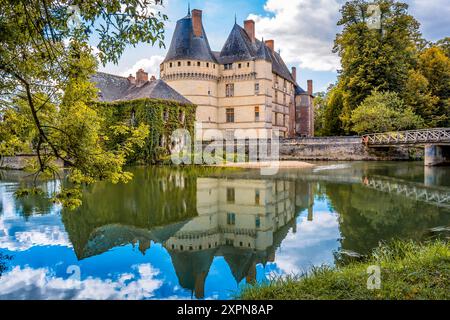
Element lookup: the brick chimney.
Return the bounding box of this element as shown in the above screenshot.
[192,9,203,37]
[291,67,297,83]
[307,80,313,96]
[244,20,255,43]
[136,69,148,85]
[127,74,136,85]
[265,39,274,51]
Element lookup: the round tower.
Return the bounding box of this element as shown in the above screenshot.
[160,9,219,131]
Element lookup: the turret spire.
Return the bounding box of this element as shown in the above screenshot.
[188,3,191,16]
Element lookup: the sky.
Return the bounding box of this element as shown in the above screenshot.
[97,0,450,93]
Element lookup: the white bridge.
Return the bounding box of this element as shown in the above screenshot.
[362,176,450,209]
[362,128,450,146]
[362,128,450,166]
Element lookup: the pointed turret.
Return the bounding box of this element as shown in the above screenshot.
[219,24,257,64]
[163,9,217,63]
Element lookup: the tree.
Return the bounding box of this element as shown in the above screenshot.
[313,92,326,136]
[0,1,167,208]
[322,84,346,136]
[402,69,439,126]
[416,46,450,126]
[334,0,423,133]
[436,37,450,58]
[351,91,423,134]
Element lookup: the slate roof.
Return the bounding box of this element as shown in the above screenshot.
[163,14,217,63]
[91,72,192,104]
[295,84,307,95]
[268,49,296,84]
[217,23,295,83]
[163,14,296,84]
[219,24,272,65]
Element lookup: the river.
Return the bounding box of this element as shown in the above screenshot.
[0,162,449,300]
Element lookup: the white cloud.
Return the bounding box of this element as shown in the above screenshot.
[272,211,340,275]
[121,56,165,78]
[0,264,163,300]
[248,0,343,72]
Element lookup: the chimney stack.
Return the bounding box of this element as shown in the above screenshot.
[265,39,274,51]
[127,74,136,85]
[136,69,149,85]
[244,20,255,43]
[192,9,203,37]
[307,80,313,96]
[291,67,297,83]
[150,75,156,81]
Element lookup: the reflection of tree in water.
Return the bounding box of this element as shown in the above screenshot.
[0,173,57,219]
[62,167,199,259]
[0,253,12,278]
[325,182,450,255]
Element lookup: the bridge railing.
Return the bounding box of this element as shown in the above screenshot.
[362,128,450,146]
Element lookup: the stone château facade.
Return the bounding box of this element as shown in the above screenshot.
[160,8,315,139]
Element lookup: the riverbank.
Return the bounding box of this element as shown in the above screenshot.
[280,137,423,161]
[240,241,450,300]
[217,161,315,169]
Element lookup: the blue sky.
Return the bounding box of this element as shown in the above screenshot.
[98,0,450,92]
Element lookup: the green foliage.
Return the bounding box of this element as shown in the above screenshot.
[15,187,45,198]
[436,37,450,59]
[240,240,450,300]
[334,0,422,133]
[402,69,439,125]
[52,188,83,210]
[319,0,450,136]
[0,1,168,208]
[322,84,346,136]
[313,92,327,136]
[416,46,450,126]
[351,91,424,134]
[97,98,196,164]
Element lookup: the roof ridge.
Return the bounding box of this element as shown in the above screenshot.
[96,71,129,79]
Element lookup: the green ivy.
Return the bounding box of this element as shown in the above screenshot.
[95,98,196,164]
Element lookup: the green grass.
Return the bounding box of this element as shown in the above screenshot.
[239,240,450,300]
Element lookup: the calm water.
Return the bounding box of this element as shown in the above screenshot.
[0,162,449,300]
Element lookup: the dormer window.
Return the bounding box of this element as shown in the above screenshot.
[207,63,209,68]
[187,61,191,66]
[238,63,242,69]
[169,62,173,68]
[197,61,201,67]
[178,61,181,67]
[224,63,232,70]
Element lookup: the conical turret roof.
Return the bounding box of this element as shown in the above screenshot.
[164,14,217,63]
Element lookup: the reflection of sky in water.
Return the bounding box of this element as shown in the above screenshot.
[0,197,340,300]
[1,163,449,300]
[0,180,336,300]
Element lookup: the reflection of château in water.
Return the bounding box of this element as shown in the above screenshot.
[165,178,310,299]
[61,168,313,299]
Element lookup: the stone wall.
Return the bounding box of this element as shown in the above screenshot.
[0,155,64,170]
[280,137,423,161]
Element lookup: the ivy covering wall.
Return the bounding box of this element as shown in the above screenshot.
[96,98,196,164]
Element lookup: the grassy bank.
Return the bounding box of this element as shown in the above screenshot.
[240,241,450,300]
